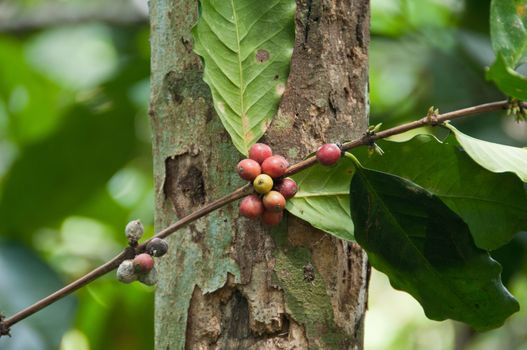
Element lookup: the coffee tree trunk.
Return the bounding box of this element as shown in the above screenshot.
[149,0,370,348]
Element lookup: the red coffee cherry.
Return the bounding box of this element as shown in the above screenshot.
[262,210,283,226]
[249,143,273,164]
[263,191,286,212]
[133,253,155,274]
[316,143,342,166]
[274,178,298,199]
[239,194,264,219]
[237,159,261,181]
[261,155,289,178]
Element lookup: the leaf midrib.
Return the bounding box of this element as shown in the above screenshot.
[438,193,527,212]
[230,0,248,151]
[294,191,349,198]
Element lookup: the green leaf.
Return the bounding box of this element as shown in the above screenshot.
[486,53,527,100]
[287,156,355,241]
[488,1,527,98]
[490,0,527,67]
[350,165,519,330]
[446,123,527,182]
[192,0,295,155]
[0,242,76,349]
[353,134,527,250]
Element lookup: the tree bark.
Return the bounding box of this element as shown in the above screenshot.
[149,0,370,349]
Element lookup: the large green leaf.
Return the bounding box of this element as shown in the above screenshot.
[0,242,76,349]
[192,0,295,155]
[486,53,527,100]
[446,123,527,182]
[350,165,519,330]
[286,156,355,241]
[490,0,527,67]
[353,134,527,250]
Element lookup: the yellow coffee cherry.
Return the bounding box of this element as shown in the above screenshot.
[253,174,274,194]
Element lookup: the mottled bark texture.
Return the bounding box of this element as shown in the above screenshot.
[149,0,370,349]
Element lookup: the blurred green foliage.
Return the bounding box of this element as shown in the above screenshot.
[0,0,525,349]
[370,0,527,146]
[486,0,527,101]
[0,2,154,348]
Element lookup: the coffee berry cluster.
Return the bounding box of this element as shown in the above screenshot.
[237,143,299,226]
[116,220,169,286]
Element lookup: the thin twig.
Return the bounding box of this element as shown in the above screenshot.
[0,99,516,336]
[0,250,132,334]
[286,100,513,175]
[0,184,253,333]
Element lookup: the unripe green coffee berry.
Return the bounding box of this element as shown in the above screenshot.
[253,174,274,194]
[125,219,144,245]
[146,238,169,257]
[138,267,158,286]
[117,260,137,284]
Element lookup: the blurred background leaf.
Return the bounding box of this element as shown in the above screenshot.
[489,0,527,67]
[0,1,154,349]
